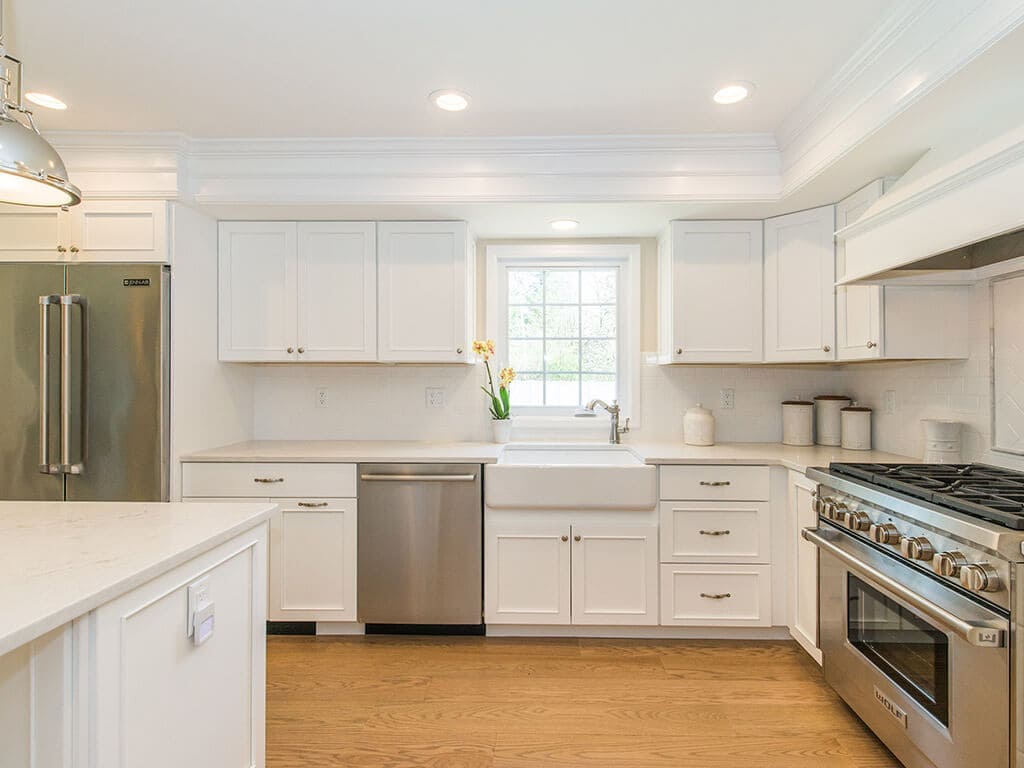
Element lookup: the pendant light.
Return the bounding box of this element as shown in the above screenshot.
[0,0,80,207]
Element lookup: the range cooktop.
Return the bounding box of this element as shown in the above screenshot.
[829,462,1024,530]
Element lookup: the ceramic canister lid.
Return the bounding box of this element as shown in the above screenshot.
[841,406,872,412]
[782,400,813,405]
[814,395,852,401]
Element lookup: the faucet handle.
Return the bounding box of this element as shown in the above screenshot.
[618,417,631,434]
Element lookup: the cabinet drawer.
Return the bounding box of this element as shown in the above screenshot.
[660,564,772,627]
[181,462,356,498]
[659,465,769,501]
[659,501,770,563]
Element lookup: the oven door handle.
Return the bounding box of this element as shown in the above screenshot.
[803,527,1007,648]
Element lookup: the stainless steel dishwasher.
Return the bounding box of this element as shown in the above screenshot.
[357,464,483,628]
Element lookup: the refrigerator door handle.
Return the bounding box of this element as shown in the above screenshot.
[60,294,84,476]
[38,295,60,474]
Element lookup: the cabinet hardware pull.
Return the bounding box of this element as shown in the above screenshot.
[699,529,731,536]
[675,347,683,355]
[286,347,294,354]
[56,245,67,253]
[69,246,79,254]
[700,592,732,600]
[297,347,305,354]
[574,535,582,542]
[699,481,731,487]
[561,535,569,542]
[297,501,328,508]
[254,477,285,484]
[866,341,877,349]
[822,344,831,352]
[456,347,464,354]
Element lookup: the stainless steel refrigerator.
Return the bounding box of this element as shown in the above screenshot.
[0,263,170,501]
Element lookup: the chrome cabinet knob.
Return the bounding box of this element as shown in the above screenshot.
[900,536,935,561]
[933,551,969,577]
[866,341,877,349]
[960,562,1001,593]
[822,344,831,352]
[844,510,870,531]
[868,522,900,545]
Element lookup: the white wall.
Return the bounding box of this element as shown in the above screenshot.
[169,204,254,497]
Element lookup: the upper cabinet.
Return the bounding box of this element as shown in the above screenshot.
[0,200,168,263]
[837,180,888,361]
[377,221,473,363]
[659,220,763,364]
[218,220,472,364]
[764,205,836,363]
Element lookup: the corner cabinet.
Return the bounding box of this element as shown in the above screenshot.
[0,200,169,263]
[377,221,473,363]
[658,220,763,363]
[764,205,836,362]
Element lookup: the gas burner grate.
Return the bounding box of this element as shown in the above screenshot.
[829,462,1024,530]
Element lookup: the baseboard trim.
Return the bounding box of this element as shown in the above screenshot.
[267,621,316,636]
[485,625,792,640]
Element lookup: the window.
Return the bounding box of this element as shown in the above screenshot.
[487,244,641,418]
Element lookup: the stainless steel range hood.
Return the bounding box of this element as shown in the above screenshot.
[893,227,1024,273]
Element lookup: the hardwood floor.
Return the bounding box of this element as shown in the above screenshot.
[267,636,901,768]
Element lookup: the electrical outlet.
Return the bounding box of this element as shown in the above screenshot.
[315,386,329,409]
[720,388,735,410]
[426,387,446,408]
[186,577,210,638]
[884,390,897,415]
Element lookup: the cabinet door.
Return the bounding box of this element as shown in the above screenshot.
[764,205,836,362]
[269,499,357,622]
[485,524,571,624]
[789,475,821,663]
[67,200,168,262]
[296,222,377,362]
[377,221,470,363]
[571,525,658,625]
[666,221,763,363]
[218,222,298,362]
[0,204,66,261]
[836,181,884,360]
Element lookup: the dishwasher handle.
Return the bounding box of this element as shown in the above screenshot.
[360,473,477,482]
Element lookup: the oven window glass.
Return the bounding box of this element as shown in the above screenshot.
[847,574,949,725]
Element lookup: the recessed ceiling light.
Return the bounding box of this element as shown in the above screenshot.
[550,219,579,231]
[24,92,68,110]
[713,82,754,105]
[430,89,471,112]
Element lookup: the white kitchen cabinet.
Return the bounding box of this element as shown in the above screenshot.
[660,564,772,627]
[659,501,771,564]
[377,221,473,363]
[218,221,298,362]
[296,222,377,362]
[0,199,168,262]
[485,523,572,625]
[658,220,763,363]
[764,205,836,362]
[269,498,357,622]
[788,471,821,664]
[90,524,267,768]
[571,525,658,626]
[836,180,887,361]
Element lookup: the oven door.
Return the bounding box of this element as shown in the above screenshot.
[805,526,1010,768]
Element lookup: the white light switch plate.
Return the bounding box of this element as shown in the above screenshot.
[186,577,210,638]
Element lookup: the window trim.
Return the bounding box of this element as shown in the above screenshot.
[486,243,642,424]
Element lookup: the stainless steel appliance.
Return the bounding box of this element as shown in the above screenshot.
[0,263,170,501]
[805,463,1024,768]
[357,464,483,627]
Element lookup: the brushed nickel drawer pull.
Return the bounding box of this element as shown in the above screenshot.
[700,592,732,600]
[254,477,285,484]
[699,481,731,487]
[297,501,328,508]
[699,529,731,536]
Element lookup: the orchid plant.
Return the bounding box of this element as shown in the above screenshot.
[473,339,516,421]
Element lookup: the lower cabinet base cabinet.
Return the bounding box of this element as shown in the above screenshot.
[484,515,659,626]
[90,525,267,768]
[659,564,773,627]
[789,473,822,663]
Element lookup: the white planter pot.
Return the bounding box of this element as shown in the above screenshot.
[492,419,513,443]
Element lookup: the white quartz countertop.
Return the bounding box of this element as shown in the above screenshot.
[0,501,275,657]
[182,439,913,473]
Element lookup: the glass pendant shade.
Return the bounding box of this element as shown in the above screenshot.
[0,115,81,206]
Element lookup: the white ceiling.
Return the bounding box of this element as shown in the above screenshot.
[8,0,893,137]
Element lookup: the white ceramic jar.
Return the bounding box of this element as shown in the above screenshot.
[814,395,852,446]
[781,400,814,446]
[684,404,715,446]
[922,419,962,463]
[841,405,872,450]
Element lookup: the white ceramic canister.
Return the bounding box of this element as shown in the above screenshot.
[840,405,872,450]
[781,400,814,446]
[814,395,852,446]
[684,404,715,446]
[922,419,962,463]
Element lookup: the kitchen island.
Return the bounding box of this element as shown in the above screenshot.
[0,500,274,768]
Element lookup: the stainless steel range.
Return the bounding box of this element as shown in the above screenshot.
[805,463,1024,768]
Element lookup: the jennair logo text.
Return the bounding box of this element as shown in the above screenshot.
[123,278,151,287]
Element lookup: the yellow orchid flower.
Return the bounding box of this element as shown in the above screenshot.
[499,367,516,387]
